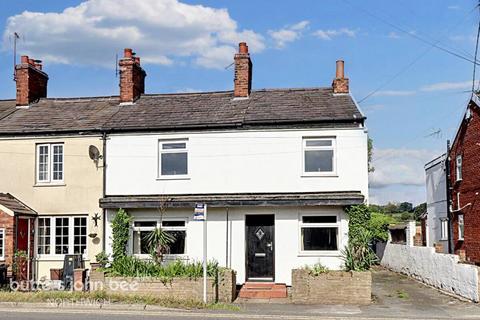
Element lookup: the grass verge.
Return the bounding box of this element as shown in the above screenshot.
[0,291,240,311]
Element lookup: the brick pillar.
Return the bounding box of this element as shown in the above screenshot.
[406,221,416,247]
[15,56,48,106]
[119,48,146,103]
[234,42,252,98]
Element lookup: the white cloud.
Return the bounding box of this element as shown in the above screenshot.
[372,90,416,97]
[268,20,309,49]
[388,31,400,39]
[312,28,356,41]
[420,80,476,92]
[362,104,385,113]
[448,5,460,10]
[2,0,265,69]
[370,148,439,189]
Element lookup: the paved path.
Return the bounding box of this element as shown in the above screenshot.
[1,268,480,319]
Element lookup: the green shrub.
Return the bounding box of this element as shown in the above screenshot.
[105,256,219,283]
[303,263,329,276]
[343,205,376,271]
[111,209,132,261]
[369,212,397,242]
[95,251,110,268]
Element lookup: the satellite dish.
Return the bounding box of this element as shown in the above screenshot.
[89,145,102,161]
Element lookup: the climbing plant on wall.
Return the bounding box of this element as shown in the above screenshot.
[111,208,132,261]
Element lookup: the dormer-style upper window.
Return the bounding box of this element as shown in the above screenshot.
[36,143,64,184]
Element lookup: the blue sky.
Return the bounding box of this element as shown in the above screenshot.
[0,0,478,205]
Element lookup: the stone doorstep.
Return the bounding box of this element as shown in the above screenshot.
[238,282,288,299]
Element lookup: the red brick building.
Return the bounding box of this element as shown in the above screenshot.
[448,96,480,263]
[0,193,36,279]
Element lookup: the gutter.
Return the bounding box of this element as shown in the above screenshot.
[446,140,454,254]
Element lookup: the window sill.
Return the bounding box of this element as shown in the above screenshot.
[298,251,341,257]
[301,173,338,178]
[33,183,66,188]
[36,255,89,261]
[156,176,191,181]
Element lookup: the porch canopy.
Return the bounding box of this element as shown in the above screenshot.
[100,191,365,209]
[0,193,37,217]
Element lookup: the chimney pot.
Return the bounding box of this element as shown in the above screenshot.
[239,42,248,54]
[234,42,252,98]
[21,56,29,64]
[124,48,133,58]
[336,60,345,79]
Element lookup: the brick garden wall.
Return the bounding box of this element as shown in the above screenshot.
[449,104,480,263]
[90,268,236,303]
[291,269,372,305]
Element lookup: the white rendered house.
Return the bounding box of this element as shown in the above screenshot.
[424,154,449,253]
[101,43,369,285]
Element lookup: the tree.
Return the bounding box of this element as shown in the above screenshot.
[368,138,375,173]
[398,202,413,213]
[413,202,427,221]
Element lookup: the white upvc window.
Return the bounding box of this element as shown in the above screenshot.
[158,139,188,179]
[36,143,64,184]
[37,216,87,257]
[302,137,336,175]
[456,155,463,181]
[0,228,5,260]
[299,213,340,254]
[440,219,448,240]
[132,218,187,257]
[458,214,465,241]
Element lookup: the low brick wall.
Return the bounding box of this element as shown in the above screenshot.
[291,269,371,305]
[90,268,236,303]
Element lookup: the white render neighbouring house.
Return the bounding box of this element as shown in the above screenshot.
[100,44,369,286]
[424,154,449,253]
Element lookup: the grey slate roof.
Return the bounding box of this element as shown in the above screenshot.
[0,193,37,216]
[0,88,364,135]
[100,191,365,208]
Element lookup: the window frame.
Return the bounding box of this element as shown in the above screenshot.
[0,228,5,260]
[36,143,64,184]
[458,214,465,241]
[301,137,337,176]
[298,213,341,256]
[440,218,448,241]
[157,139,189,180]
[130,218,188,259]
[456,154,463,182]
[36,216,88,259]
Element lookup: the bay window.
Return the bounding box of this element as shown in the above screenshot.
[37,216,87,257]
[132,219,187,257]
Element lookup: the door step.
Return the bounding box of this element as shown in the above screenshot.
[238,282,288,299]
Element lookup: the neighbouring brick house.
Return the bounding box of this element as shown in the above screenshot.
[448,94,480,263]
[0,193,36,279]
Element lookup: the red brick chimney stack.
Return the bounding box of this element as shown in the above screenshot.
[234,42,252,98]
[332,60,349,94]
[119,48,146,103]
[15,55,48,106]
